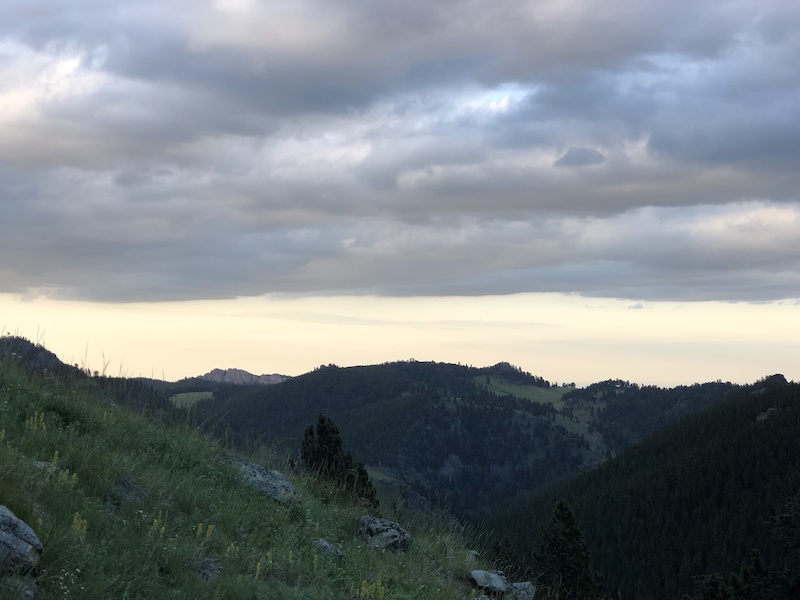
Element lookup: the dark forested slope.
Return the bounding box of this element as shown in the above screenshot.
[560,378,738,455]
[490,375,800,600]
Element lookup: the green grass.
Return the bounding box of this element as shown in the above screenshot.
[0,355,495,600]
[478,377,569,406]
[169,391,214,409]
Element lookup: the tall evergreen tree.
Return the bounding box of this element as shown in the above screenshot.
[301,414,378,509]
[533,499,607,600]
[302,414,346,480]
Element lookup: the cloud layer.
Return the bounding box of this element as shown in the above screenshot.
[1,0,799,302]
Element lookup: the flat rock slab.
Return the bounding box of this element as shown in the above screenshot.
[0,505,43,574]
[469,569,510,595]
[234,459,296,505]
[358,516,412,552]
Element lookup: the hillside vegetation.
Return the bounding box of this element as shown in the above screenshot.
[0,340,494,599]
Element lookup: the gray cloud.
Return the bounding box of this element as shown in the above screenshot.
[1,0,799,303]
[554,147,606,168]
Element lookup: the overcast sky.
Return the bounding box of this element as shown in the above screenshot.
[2,1,799,383]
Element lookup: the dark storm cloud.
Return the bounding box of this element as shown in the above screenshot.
[1,0,799,302]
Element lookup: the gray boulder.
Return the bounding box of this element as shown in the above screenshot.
[357,516,412,551]
[469,569,510,595]
[314,538,344,560]
[0,506,43,573]
[234,459,296,505]
[509,581,536,600]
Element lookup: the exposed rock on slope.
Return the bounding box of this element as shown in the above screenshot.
[201,368,290,385]
[232,457,297,504]
[358,516,412,551]
[1,505,42,599]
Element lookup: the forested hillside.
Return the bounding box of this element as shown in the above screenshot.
[490,375,800,599]
[176,361,739,521]
[560,379,738,455]
[186,361,584,520]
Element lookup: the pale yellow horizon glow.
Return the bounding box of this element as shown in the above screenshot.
[1,292,798,387]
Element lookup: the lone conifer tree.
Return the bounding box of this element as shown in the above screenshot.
[533,499,607,600]
[301,414,346,480]
[301,415,378,510]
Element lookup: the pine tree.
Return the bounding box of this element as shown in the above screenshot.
[533,499,607,600]
[302,414,346,480]
[301,414,378,509]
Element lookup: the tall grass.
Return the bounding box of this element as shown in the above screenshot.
[0,354,491,599]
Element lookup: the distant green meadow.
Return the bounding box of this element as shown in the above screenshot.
[169,391,214,408]
[476,376,568,405]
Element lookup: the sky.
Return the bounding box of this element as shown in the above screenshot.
[1,0,799,385]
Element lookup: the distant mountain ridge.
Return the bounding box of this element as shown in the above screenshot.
[201,368,290,385]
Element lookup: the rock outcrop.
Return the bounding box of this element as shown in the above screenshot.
[468,570,535,599]
[314,538,344,560]
[233,459,297,505]
[509,581,536,600]
[201,368,290,385]
[358,516,412,551]
[1,506,42,599]
[0,506,42,573]
[756,407,778,422]
[469,569,510,595]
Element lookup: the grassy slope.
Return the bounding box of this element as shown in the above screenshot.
[0,355,490,600]
[478,377,568,406]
